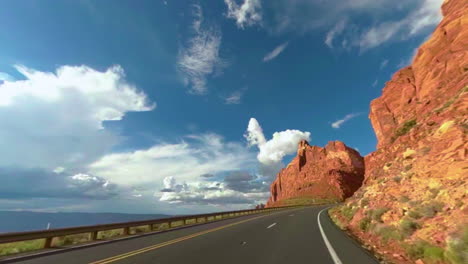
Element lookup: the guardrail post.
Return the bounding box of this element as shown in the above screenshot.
[44,237,53,248]
[91,231,99,241]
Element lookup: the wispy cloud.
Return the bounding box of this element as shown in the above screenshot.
[331,113,362,129]
[177,5,225,94]
[372,79,378,87]
[325,19,347,49]
[224,0,262,29]
[380,59,389,69]
[263,42,289,62]
[224,89,246,104]
[357,0,442,50]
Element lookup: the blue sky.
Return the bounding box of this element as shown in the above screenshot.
[0,0,442,214]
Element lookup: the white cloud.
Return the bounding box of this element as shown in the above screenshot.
[357,0,443,50]
[263,42,289,62]
[0,72,14,82]
[224,88,246,104]
[0,64,154,170]
[89,133,256,189]
[177,5,225,94]
[245,118,310,165]
[380,59,389,69]
[224,0,262,29]
[267,0,443,51]
[331,113,361,129]
[372,79,378,87]
[53,167,66,174]
[325,19,347,48]
[159,176,268,205]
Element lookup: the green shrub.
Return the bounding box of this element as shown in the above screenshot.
[424,246,445,263]
[404,164,413,171]
[360,197,369,207]
[340,205,358,222]
[371,208,389,222]
[419,201,444,218]
[393,176,402,183]
[407,210,422,219]
[400,218,420,236]
[395,119,417,137]
[404,240,445,263]
[359,217,372,232]
[399,195,410,203]
[374,225,404,242]
[445,226,468,264]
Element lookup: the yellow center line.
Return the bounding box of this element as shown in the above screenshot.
[89,210,291,264]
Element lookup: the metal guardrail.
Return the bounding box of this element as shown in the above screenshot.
[0,205,299,253]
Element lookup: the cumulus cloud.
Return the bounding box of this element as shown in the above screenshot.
[178,5,225,94]
[89,133,256,190]
[224,0,262,29]
[159,176,268,205]
[0,64,154,170]
[0,72,14,82]
[331,113,361,129]
[263,42,289,62]
[245,118,310,165]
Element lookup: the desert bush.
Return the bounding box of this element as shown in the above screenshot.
[360,197,369,207]
[371,208,389,222]
[374,225,404,242]
[359,217,372,232]
[340,205,358,221]
[444,226,468,264]
[407,210,422,219]
[395,119,417,137]
[400,218,420,236]
[393,176,402,183]
[420,201,444,218]
[399,196,410,203]
[404,240,445,263]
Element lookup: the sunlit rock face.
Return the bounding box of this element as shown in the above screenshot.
[266,140,364,207]
[330,0,468,263]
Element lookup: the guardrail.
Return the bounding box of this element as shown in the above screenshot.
[0,205,300,256]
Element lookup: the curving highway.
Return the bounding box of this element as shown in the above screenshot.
[6,206,379,264]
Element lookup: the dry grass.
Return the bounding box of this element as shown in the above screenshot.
[0,239,44,256]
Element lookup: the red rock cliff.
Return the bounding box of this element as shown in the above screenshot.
[330,0,467,263]
[266,140,364,207]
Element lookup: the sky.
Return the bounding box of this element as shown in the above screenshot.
[0,0,443,215]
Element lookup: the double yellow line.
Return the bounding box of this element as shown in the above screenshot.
[89,212,279,264]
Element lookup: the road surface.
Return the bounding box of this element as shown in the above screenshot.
[5,206,379,264]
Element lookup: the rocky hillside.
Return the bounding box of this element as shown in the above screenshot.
[330,0,467,263]
[266,140,364,207]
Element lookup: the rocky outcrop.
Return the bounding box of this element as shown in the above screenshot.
[330,0,468,263]
[266,140,364,207]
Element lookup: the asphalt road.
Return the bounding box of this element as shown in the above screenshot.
[6,206,379,264]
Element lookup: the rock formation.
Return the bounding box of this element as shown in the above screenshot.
[266,140,364,207]
[329,0,467,263]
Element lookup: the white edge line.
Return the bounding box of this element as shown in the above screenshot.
[318,208,343,264]
[266,223,277,229]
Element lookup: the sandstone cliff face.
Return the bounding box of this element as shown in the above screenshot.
[266,140,364,207]
[330,0,468,263]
